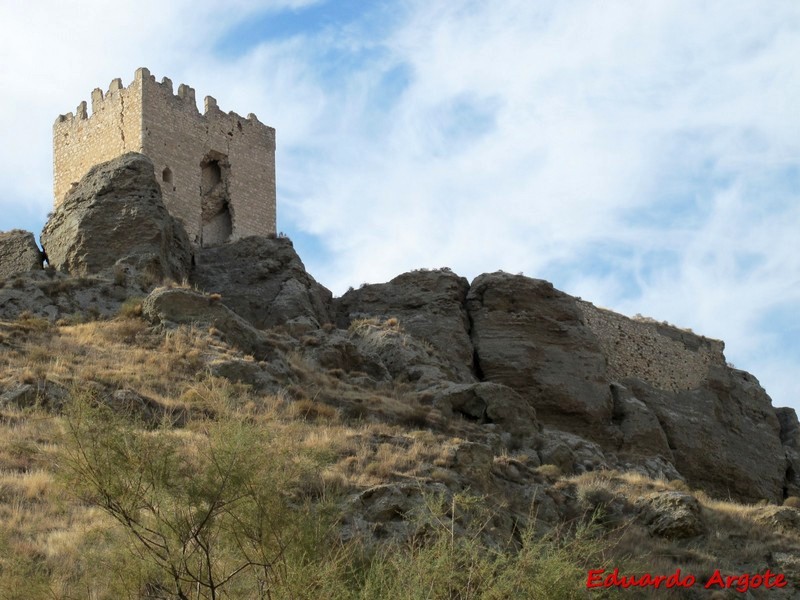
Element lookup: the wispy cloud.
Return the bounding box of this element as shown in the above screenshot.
[0,1,797,409]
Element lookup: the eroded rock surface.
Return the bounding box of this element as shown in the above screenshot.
[0,230,43,280]
[0,269,146,322]
[466,272,613,438]
[142,287,271,359]
[624,369,785,503]
[636,491,706,539]
[191,236,331,330]
[776,407,800,498]
[432,381,538,441]
[610,381,673,459]
[301,319,458,389]
[334,269,474,380]
[41,153,192,281]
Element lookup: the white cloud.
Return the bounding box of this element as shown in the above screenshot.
[277,0,800,407]
[0,1,313,219]
[0,1,797,409]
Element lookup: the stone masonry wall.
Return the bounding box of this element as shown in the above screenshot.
[139,70,276,244]
[53,68,276,245]
[53,77,144,204]
[578,301,726,392]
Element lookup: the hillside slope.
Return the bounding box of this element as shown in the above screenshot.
[0,153,798,598]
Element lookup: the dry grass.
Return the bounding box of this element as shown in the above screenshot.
[0,317,241,412]
[564,469,800,595]
[116,296,144,318]
[0,410,61,473]
[784,496,800,508]
[1,312,799,597]
[0,450,116,596]
[349,317,412,352]
[0,317,272,593]
[0,470,53,503]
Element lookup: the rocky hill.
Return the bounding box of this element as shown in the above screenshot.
[1,152,799,598]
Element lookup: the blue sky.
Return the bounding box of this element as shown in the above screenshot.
[0,0,798,412]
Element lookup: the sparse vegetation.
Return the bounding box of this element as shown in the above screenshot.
[59,395,340,599]
[118,296,144,318]
[0,314,798,598]
[784,496,800,509]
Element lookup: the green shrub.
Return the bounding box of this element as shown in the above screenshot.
[58,397,340,599]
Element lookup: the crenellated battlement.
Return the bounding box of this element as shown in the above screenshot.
[55,68,273,139]
[54,68,277,245]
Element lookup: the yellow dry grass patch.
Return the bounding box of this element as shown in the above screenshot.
[0,317,252,414]
[566,469,800,590]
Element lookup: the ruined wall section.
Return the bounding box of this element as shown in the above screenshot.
[578,301,726,392]
[138,70,276,244]
[53,77,144,205]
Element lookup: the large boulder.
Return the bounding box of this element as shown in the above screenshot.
[191,236,331,330]
[466,273,613,438]
[625,368,786,503]
[334,269,474,381]
[41,152,192,281]
[538,429,609,474]
[0,230,43,281]
[303,328,391,382]
[142,287,272,359]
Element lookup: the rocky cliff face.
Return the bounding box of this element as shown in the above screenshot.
[777,407,800,498]
[466,274,613,439]
[191,236,332,331]
[334,269,474,381]
[336,270,794,503]
[1,151,796,506]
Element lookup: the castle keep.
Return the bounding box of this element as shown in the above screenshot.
[53,67,276,246]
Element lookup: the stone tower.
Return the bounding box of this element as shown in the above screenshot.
[53,67,276,246]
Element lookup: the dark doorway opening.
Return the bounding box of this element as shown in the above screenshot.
[200,152,232,247]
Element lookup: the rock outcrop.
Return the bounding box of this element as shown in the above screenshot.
[623,370,785,503]
[41,153,192,282]
[302,318,459,389]
[334,269,474,381]
[609,381,673,459]
[635,491,706,539]
[191,236,331,330]
[2,157,796,506]
[142,287,272,359]
[466,273,613,439]
[0,267,153,322]
[0,230,43,280]
[324,269,793,503]
[776,408,800,498]
[432,381,538,442]
[576,301,787,502]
